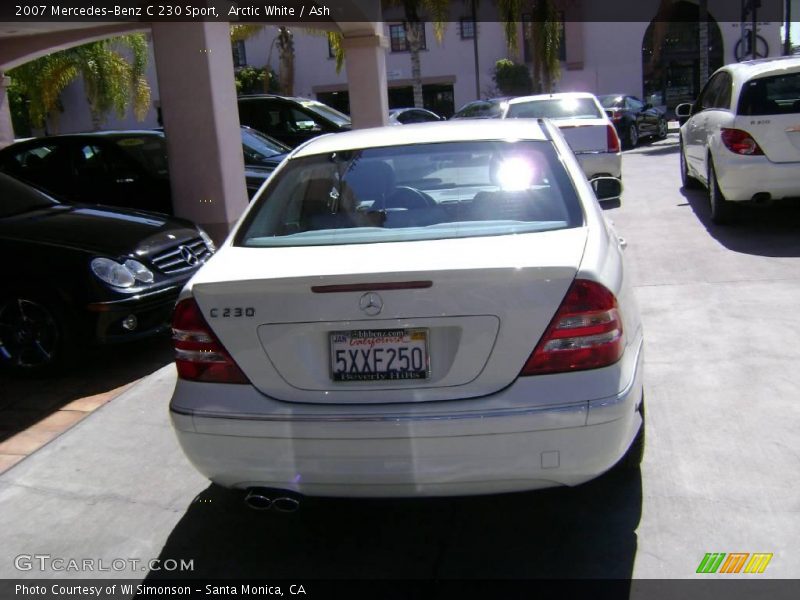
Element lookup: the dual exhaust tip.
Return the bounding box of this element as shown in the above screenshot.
[244,487,302,513]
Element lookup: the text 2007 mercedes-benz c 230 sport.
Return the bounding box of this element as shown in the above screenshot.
[168,119,644,508]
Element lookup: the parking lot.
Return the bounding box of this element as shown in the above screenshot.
[1,133,798,581]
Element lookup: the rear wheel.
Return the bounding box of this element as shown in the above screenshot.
[0,294,72,375]
[708,160,734,225]
[624,123,638,149]
[657,118,668,140]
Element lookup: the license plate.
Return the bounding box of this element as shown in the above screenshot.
[329,328,430,382]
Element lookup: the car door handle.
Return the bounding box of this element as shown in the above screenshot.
[618,236,628,250]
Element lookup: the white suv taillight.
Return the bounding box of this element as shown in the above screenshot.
[720,128,764,155]
[521,279,624,375]
[172,298,249,384]
[607,124,621,153]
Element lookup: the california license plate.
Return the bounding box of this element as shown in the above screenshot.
[329,328,430,382]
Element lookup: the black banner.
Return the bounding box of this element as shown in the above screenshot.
[0,0,787,24]
[2,579,800,600]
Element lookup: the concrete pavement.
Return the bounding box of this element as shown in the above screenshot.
[0,135,798,581]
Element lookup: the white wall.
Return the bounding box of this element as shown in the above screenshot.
[241,22,515,110]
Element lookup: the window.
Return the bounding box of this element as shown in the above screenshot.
[506,97,602,120]
[697,72,728,111]
[626,97,645,112]
[522,13,566,63]
[737,72,799,115]
[389,23,427,52]
[237,140,581,248]
[460,18,475,40]
[231,40,247,68]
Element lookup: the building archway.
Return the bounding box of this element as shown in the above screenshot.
[642,1,723,111]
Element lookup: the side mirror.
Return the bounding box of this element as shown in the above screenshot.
[591,176,623,202]
[674,102,693,120]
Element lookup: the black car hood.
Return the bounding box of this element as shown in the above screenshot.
[2,204,200,258]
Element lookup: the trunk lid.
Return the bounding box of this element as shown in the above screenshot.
[191,228,587,404]
[734,113,800,163]
[553,119,609,153]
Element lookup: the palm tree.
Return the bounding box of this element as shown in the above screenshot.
[386,0,449,108]
[497,0,561,94]
[9,34,150,133]
[231,25,344,96]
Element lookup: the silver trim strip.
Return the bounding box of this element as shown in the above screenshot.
[170,401,587,423]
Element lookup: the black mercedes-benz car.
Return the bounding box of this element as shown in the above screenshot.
[598,94,668,149]
[0,127,289,214]
[0,172,215,373]
[237,94,351,148]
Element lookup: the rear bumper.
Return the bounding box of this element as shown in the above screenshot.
[170,338,643,497]
[574,151,622,181]
[714,152,800,202]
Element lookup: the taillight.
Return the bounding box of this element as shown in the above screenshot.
[172,298,249,384]
[521,279,624,376]
[606,124,621,153]
[720,128,763,155]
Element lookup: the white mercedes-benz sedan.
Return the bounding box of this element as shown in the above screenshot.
[169,119,644,504]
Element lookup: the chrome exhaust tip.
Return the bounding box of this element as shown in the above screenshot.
[244,487,302,512]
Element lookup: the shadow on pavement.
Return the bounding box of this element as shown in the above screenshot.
[682,187,800,258]
[0,334,174,442]
[146,468,642,580]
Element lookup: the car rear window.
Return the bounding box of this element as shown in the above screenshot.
[453,101,505,119]
[114,136,169,177]
[738,72,800,115]
[236,140,582,247]
[506,98,603,120]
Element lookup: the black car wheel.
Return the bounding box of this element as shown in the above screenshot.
[657,118,668,140]
[708,160,734,225]
[624,123,638,149]
[0,295,70,373]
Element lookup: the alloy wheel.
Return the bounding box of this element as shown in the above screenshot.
[0,297,60,369]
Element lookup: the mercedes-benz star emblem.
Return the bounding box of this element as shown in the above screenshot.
[179,245,199,266]
[359,292,383,316]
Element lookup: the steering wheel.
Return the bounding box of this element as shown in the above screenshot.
[385,186,435,209]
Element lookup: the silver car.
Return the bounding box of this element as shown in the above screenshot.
[503,92,623,185]
[169,119,642,508]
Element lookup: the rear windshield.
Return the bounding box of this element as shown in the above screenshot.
[599,95,624,108]
[114,136,169,177]
[506,98,603,120]
[738,72,800,115]
[452,101,505,119]
[241,128,288,163]
[301,101,351,127]
[236,140,582,247]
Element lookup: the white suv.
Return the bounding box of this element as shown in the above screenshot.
[676,56,800,224]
